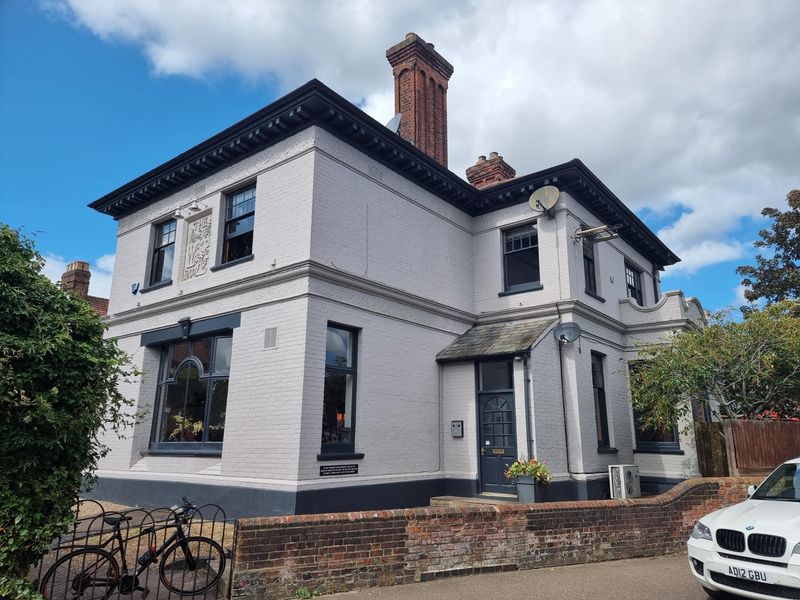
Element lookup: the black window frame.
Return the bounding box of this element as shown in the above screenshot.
[628,362,680,453]
[222,184,256,264]
[591,351,611,449]
[320,323,359,455]
[149,333,232,455]
[625,261,644,306]
[502,222,541,294]
[149,219,177,286]
[583,238,598,296]
[652,268,661,302]
[478,359,514,392]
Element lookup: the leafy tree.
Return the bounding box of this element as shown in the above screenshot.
[0,225,136,598]
[630,302,800,430]
[737,189,800,304]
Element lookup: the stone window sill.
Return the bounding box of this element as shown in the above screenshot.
[139,280,173,294]
[498,284,544,297]
[210,254,254,272]
[585,289,606,303]
[634,448,684,455]
[317,452,365,461]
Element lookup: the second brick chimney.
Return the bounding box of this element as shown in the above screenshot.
[61,260,109,316]
[465,152,516,189]
[386,33,454,168]
[61,260,91,298]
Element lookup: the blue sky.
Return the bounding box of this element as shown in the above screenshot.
[2,1,798,309]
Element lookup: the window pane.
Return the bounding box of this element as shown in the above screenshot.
[160,245,174,281]
[213,337,232,374]
[638,424,677,443]
[226,214,254,238]
[223,231,253,263]
[159,382,186,442]
[208,379,227,442]
[322,371,353,444]
[504,224,537,250]
[227,187,256,219]
[192,338,213,373]
[158,220,177,246]
[326,326,353,367]
[480,360,512,390]
[505,249,540,288]
[169,342,191,378]
[182,366,208,442]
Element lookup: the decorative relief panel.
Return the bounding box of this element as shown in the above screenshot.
[182,214,212,281]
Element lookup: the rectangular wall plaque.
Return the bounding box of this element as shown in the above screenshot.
[320,464,358,477]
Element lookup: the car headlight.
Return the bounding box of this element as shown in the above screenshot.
[691,521,712,541]
[793,542,800,555]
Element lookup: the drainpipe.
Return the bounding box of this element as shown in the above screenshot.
[558,341,574,476]
[522,351,534,460]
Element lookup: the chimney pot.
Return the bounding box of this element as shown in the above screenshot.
[466,151,517,190]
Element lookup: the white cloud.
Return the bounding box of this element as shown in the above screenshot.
[49,0,800,276]
[662,240,748,277]
[42,253,115,298]
[41,253,69,285]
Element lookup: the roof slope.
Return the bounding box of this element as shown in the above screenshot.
[436,318,557,363]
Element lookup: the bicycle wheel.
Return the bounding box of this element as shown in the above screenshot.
[39,548,120,600]
[159,536,225,595]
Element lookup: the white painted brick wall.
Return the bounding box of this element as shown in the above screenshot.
[108,129,317,316]
[221,298,310,480]
[309,131,474,314]
[297,294,461,481]
[96,120,703,495]
[441,362,477,480]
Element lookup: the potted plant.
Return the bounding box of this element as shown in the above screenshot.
[504,457,552,503]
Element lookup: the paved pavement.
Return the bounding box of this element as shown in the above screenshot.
[328,552,710,599]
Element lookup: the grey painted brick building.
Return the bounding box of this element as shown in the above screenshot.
[89,33,704,516]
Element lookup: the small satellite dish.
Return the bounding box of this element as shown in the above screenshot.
[553,322,582,344]
[529,185,560,215]
[385,113,402,134]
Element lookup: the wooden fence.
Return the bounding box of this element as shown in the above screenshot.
[694,422,728,477]
[695,419,800,477]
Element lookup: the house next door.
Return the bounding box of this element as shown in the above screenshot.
[478,392,517,494]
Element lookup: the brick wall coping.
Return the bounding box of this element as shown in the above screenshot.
[237,476,762,529]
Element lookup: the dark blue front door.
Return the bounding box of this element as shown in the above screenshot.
[478,392,517,494]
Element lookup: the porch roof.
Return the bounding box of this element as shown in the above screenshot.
[436,317,557,363]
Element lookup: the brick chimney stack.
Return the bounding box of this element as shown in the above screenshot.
[386,33,454,168]
[465,152,517,189]
[61,260,91,298]
[60,260,109,316]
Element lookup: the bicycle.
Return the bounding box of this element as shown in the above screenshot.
[39,497,226,599]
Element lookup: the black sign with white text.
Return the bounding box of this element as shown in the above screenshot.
[319,464,359,477]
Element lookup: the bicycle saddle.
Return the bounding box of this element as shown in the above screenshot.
[103,514,133,527]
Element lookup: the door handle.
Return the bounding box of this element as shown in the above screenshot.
[480,448,485,456]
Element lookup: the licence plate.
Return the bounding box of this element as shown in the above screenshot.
[728,565,770,583]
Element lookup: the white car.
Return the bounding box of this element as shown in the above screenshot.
[687,457,800,599]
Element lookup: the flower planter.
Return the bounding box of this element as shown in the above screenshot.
[515,476,538,503]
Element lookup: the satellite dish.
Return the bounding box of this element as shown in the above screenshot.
[553,322,582,344]
[529,185,560,214]
[385,113,402,133]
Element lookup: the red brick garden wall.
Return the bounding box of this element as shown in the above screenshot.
[232,477,759,599]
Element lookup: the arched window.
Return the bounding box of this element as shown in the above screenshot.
[152,335,231,452]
